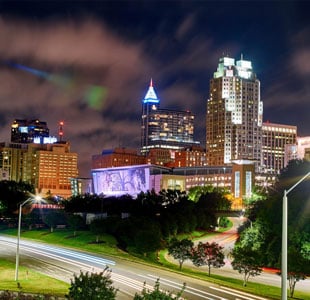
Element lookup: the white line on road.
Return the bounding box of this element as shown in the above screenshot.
[144,274,227,300]
[209,286,269,300]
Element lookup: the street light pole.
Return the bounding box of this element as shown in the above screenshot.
[15,198,33,281]
[281,171,310,300]
[15,202,23,281]
[15,195,43,281]
[281,189,288,300]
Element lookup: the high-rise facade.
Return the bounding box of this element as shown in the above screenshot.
[206,56,263,168]
[0,143,28,181]
[22,142,78,198]
[261,121,297,174]
[11,119,50,144]
[141,80,199,154]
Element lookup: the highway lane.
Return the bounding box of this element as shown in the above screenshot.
[165,217,310,296]
[0,235,271,300]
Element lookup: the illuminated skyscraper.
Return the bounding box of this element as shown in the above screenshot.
[141,80,199,154]
[0,143,28,181]
[206,56,263,169]
[262,121,297,174]
[11,119,50,144]
[22,142,78,198]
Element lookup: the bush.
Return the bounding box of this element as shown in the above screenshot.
[66,268,117,300]
[134,279,185,300]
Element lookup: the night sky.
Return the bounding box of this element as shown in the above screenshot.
[0,1,309,176]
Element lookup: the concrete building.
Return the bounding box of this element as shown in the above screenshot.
[91,163,256,209]
[92,148,146,169]
[261,121,297,174]
[206,56,263,170]
[166,146,206,168]
[22,142,78,198]
[0,143,28,181]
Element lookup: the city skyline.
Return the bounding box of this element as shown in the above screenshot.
[0,1,308,176]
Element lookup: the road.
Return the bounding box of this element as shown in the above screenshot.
[0,234,272,300]
[166,217,310,294]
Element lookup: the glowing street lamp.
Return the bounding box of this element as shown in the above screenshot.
[15,195,43,281]
[281,171,310,300]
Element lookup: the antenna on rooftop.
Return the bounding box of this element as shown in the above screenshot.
[59,121,64,141]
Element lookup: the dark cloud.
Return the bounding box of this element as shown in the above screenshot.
[0,1,308,176]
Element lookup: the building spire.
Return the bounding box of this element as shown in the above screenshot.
[143,78,159,104]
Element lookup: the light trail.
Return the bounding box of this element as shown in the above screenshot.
[0,236,115,266]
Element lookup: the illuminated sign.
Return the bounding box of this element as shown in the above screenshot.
[92,166,150,197]
[33,136,58,144]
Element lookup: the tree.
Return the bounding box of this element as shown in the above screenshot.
[67,214,84,236]
[287,272,307,299]
[43,210,67,232]
[159,189,187,206]
[134,278,185,300]
[63,193,107,213]
[231,245,262,286]
[168,238,193,270]
[0,180,34,216]
[191,241,225,276]
[134,228,162,256]
[246,159,310,285]
[278,237,310,298]
[89,218,109,243]
[66,267,117,300]
[187,185,214,202]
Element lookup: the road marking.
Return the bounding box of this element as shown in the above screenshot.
[209,286,269,300]
[144,274,227,300]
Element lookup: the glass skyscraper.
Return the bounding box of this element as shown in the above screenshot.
[141,80,199,154]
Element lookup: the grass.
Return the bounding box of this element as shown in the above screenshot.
[1,227,309,300]
[0,258,69,297]
[158,249,282,299]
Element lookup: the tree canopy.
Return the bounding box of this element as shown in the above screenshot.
[66,268,117,300]
[168,238,194,270]
[235,159,310,296]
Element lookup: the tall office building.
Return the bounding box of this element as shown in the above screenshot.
[22,142,78,198]
[141,80,199,154]
[11,119,50,144]
[206,56,263,168]
[261,121,297,174]
[0,143,28,181]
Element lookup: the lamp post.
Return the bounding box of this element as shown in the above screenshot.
[281,171,310,300]
[15,195,43,281]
